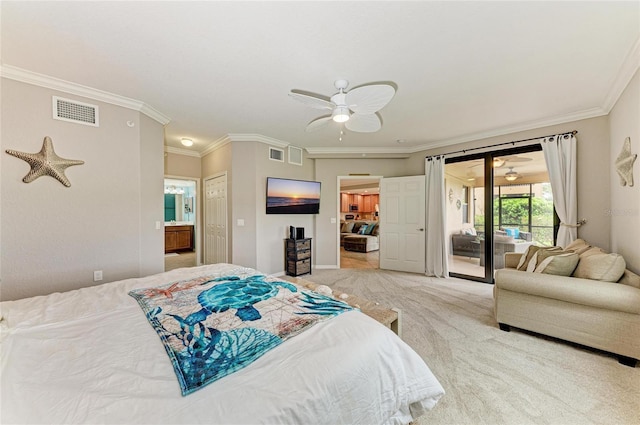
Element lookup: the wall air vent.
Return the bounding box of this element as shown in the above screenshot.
[288,146,303,166]
[52,96,99,127]
[269,147,284,162]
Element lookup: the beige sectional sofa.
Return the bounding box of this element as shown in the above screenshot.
[494,239,640,367]
[340,221,380,252]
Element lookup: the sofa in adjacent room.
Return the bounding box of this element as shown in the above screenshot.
[493,239,640,367]
[340,221,380,252]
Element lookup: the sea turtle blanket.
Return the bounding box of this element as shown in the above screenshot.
[129,274,353,395]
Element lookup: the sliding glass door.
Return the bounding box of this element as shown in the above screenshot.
[446,145,552,283]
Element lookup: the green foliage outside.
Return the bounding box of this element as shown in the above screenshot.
[474,190,555,246]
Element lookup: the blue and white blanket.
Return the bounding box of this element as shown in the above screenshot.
[129,274,352,395]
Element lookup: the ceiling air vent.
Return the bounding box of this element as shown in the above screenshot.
[52,96,99,127]
[269,147,284,162]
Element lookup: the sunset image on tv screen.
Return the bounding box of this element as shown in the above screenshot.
[266,178,320,214]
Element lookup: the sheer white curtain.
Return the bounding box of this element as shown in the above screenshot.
[425,156,449,277]
[541,133,577,248]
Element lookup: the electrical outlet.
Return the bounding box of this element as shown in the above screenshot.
[93,270,103,282]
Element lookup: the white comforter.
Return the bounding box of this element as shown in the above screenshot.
[0,264,444,424]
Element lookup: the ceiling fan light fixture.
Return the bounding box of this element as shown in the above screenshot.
[332,106,350,123]
[504,167,519,181]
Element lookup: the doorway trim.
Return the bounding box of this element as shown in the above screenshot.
[336,175,383,267]
[164,174,201,266]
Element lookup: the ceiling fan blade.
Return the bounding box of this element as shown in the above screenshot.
[345,113,381,133]
[345,85,395,114]
[305,115,332,132]
[289,91,334,110]
[504,155,533,163]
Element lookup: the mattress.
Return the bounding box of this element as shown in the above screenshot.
[0,263,444,424]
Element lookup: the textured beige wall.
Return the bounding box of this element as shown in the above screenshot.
[410,115,612,251]
[164,151,201,178]
[609,69,640,273]
[1,79,164,300]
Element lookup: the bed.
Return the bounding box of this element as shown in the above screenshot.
[0,263,444,424]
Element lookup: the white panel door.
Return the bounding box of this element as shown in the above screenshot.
[379,176,426,273]
[204,174,228,264]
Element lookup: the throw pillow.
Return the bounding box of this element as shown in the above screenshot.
[564,239,592,255]
[573,253,627,282]
[534,252,579,276]
[364,223,377,235]
[579,246,607,259]
[517,245,541,271]
[357,225,368,235]
[341,222,355,233]
[525,246,563,272]
[618,269,640,289]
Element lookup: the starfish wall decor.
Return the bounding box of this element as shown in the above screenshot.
[615,137,637,187]
[5,136,84,187]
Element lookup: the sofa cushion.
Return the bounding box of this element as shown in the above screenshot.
[618,269,640,289]
[526,248,567,272]
[341,222,355,233]
[573,253,626,282]
[534,252,579,276]
[495,269,640,314]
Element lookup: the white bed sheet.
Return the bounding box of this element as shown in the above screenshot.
[0,264,444,424]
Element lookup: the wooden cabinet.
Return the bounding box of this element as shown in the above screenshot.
[165,225,194,253]
[285,238,312,276]
[340,193,380,213]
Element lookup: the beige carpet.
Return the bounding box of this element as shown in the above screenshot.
[302,268,640,425]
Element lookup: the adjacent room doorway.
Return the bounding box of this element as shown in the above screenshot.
[164,177,199,271]
[337,176,381,269]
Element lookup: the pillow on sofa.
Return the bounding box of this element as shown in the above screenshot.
[341,222,355,233]
[364,223,378,235]
[564,239,592,255]
[618,269,640,288]
[525,247,566,272]
[579,246,607,259]
[516,245,561,271]
[573,253,627,282]
[534,252,579,276]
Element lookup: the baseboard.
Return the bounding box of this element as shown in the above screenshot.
[314,265,340,270]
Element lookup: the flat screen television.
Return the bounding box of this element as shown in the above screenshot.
[266,177,321,214]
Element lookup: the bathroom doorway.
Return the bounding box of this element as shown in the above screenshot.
[164,177,200,271]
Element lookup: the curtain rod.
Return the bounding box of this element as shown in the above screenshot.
[425,130,577,160]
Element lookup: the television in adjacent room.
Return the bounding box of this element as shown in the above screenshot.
[266,177,321,214]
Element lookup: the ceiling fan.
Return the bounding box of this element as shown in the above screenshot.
[289,79,396,133]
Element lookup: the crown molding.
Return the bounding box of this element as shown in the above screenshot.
[602,36,640,113]
[165,146,200,158]
[406,106,608,154]
[227,133,290,148]
[200,135,232,157]
[0,64,171,125]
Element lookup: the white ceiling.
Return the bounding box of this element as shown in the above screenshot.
[2,2,638,156]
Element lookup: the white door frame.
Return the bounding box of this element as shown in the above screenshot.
[336,175,383,267]
[164,175,201,266]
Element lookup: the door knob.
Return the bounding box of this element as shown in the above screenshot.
[418,228,424,231]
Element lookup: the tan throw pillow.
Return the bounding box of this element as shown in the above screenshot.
[525,246,563,272]
[573,253,627,282]
[618,269,640,288]
[534,252,580,276]
[564,239,592,255]
[564,239,589,252]
[517,245,541,271]
[579,246,606,259]
[341,222,355,233]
